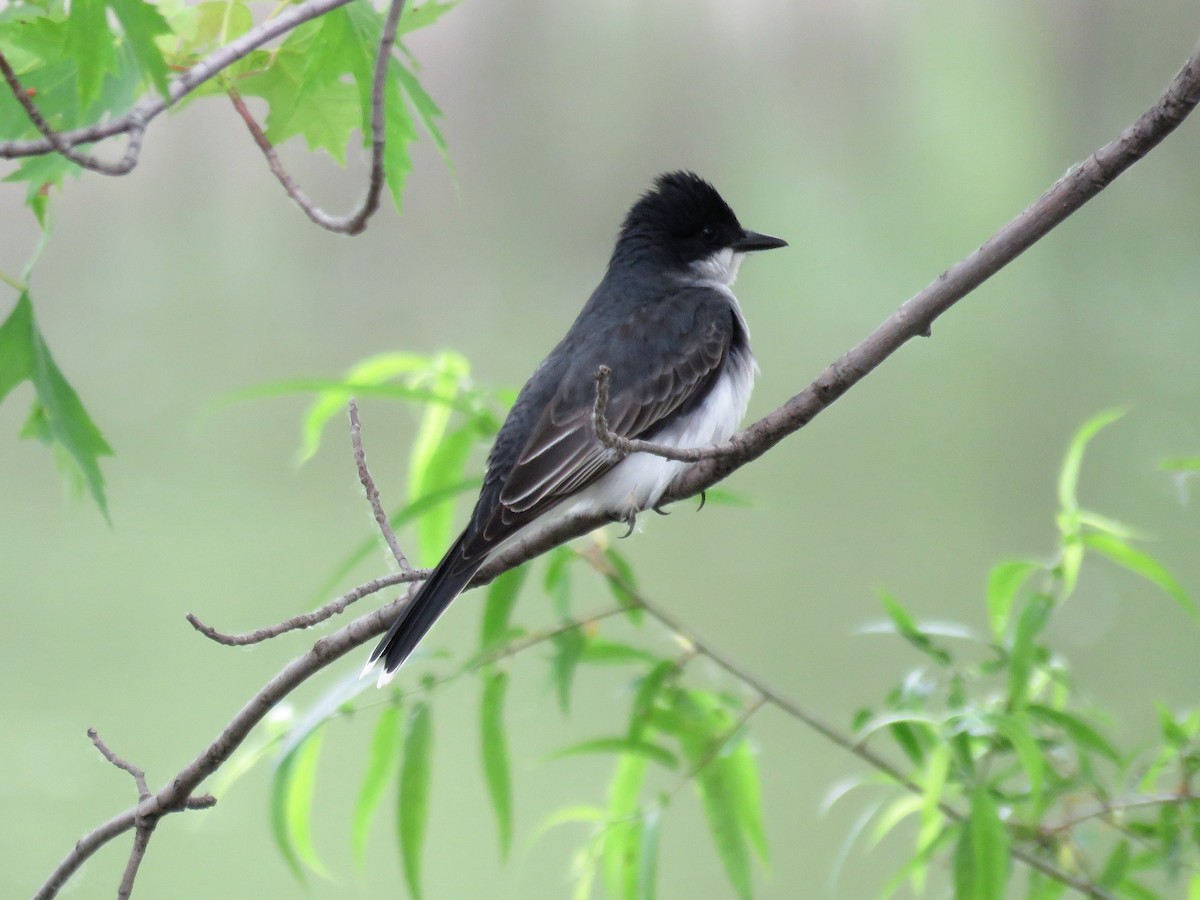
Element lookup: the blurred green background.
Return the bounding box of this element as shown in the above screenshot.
[4,1,1200,897]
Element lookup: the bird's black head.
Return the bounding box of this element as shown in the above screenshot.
[612,171,787,277]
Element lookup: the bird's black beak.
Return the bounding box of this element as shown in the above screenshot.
[731,229,788,252]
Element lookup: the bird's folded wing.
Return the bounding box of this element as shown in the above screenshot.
[488,300,733,536]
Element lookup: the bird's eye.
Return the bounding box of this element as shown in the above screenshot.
[700,225,719,244]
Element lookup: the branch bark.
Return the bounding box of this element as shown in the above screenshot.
[34,34,1200,900]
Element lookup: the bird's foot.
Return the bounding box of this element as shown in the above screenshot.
[613,509,638,539]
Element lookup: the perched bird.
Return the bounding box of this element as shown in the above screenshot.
[366,171,786,684]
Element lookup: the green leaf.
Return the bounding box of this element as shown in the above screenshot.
[399,700,433,900]
[397,0,459,35]
[108,0,172,97]
[629,660,677,741]
[917,743,950,855]
[1026,704,1120,762]
[480,670,512,858]
[550,627,586,715]
[480,565,528,651]
[343,0,420,211]
[985,712,1045,811]
[1057,408,1125,514]
[870,793,923,847]
[579,639,659,667]
[391,55,447,158]
[603,547,643,625]
[412,423,476,563]
[1099,840,1131,889]
[1160,456,1200,473]
[956,784,1009,900]
[0,294,112,516]
[548,737,680,771]
[602,754,647,900]
[637,805,661,900]
[1083,532,1198,621]
[544,546,575,618]
[696,750,754,900]
[66,0,115,109]
[726,738,769,865]
[269,730,330,881]
[879,592,952,666]
[1006,593,1053,710]
[352,702,403,864]
[986,560,1041,641]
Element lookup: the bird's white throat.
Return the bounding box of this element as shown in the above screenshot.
[690,248,745,287]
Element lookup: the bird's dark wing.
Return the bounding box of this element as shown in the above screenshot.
[472,290,735,546]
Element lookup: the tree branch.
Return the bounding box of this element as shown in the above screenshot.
[222,0,405,233]
[185,569,424,646]
[0,54,144,175]
[36,34,1200,900]
[348,400,411,570]
[0,0,357,162]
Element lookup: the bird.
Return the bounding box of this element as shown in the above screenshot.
[365,171,787,685]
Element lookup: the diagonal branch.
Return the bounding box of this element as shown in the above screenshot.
[36,34,1200,900]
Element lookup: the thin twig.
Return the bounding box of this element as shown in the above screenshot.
[222,0,406,233]
[0,0,356,161]
[116,823,154,900]
[87,729,150,799]
[185,569,426,646]
[1046,791,1196,834]
[37,35,1200,900]
[348,400,411,571]
[0,53,145,175]
[592,365,742,462]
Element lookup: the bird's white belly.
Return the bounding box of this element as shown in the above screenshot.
[490,356,755,559]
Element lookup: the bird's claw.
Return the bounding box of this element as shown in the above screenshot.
[615,510,637,538]
[697,490,707,512]
[652,502,671,516]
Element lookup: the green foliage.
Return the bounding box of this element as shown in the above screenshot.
[398,698,433,900]
[841,411,1200,897]
[0,292,113,515]
[0,0,457,509]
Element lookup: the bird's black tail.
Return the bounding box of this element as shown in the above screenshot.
[367,532,481,683]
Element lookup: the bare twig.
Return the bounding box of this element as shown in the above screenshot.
[223,0,406,233]
[592,365,743,462]
[0,0,357,162]
[87,729,149,799]
[0,54,144,175]
[185,569,426,646]
[1046,791,1197,835]
[37,35,1200,900]
[117,823,154,900]
[348,400,411,571]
